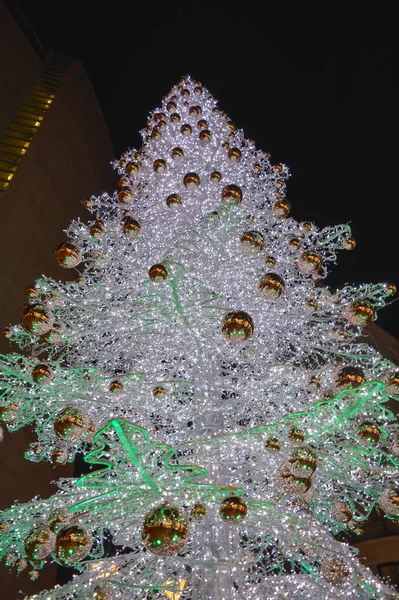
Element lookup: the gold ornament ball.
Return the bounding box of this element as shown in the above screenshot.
[345,299,375,327]
[190,503,206,521]
[279,467,312,495]
[153,385,167,397]
[25,286,39,299]
[21,303,53,335]
[154,112,166,122]
[171,147,184,160]
[222,311,254,344]
[333,366,365,392]
[56,242,82,269]
[332,501,353,524]
[109,380,123,393]
[123,218,141,239]
[0,402,21,424]
[41,327,61,345]
[379,487,399,516]
[166,101,177,112]
[298,251,322,275]
[24,526,55,561]
[386,374,399,397]
[55,524,92,567]
[228,148,241,163]
[94,584,114,600]
[184,172,200,189]
[219,496,247,523]
[289,238,301,250]
[302,222,312,232]
[170,113,181,123]
[90,221,104,239]
[289,447,317,477]
[272,199,291,218]
[265,256,276,268]
[199,129,211,143]
[167,194,182,209]
[197,119,208,129]
[308,375,321,390]
[253,163,261,174]
[48,509,70,533]
[142,504,189,556]
[387,284,397,296]
[288,427,305,444]
[320,557,350,586]
[126,161,140,177]
[194,86,203,95]
[153,159,167,173]
[356,422,380,445]
[117,188,134,205]
[240,231,264,254]
[50,446,69,466]
[54,406,89,442]
[265,437,280,452]
[181,124,192,136]
[189,105,202,116]
[149,264,168,282]
[1,327,12,339]
[306,299,318,311]
[259,273,285,300]
[210,171,222,182]
[32,363,52,384]
[222,184,242,205]
[343,237,356,250]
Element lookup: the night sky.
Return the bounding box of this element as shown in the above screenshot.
[9,1,399,338]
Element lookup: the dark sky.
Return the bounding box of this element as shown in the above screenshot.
[9,0,399,339]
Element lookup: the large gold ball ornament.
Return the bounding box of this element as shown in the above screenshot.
[298,251,322,275]
[219,496,247,523]
[320,557,350,586]
[0,402,21,424]
[21,303,53,335]
[190,503,206,521]
[289,447,317,477]
[90,221,104,239]
[386,374,399,397]
[55,524,92,567]
[117,188,133,204]
[24,526,55,561]
[343,237,356,250]
[48,509,70,533]
[272,199,291,218]
[142,504,189,556]
[167,194,182,208]
[259,273,285,300]
[56,242,82,269]
[109,380,123,393]
[210,171,222,182]
[333,366,365,392]
[181,124,192,136]
[288,427,305,444]
[32,363,53,384]
[379,487,399,517]
[199,130,211,143]
[228,148,241,163]
[25,286,39,299]
[345,300,375,327]
[153,159,167,173]
[123,218,141,239]
[332,501,353,524]
[222,184,242,204]
[54,406,89,442]
[184,172,200,189]
[356,422,380,445]
[240,231,264,254]
[149,264,168,282]
[222,311,254,344]
[265,437,281,452]
[171,147,184,160]
[153,385,167,397]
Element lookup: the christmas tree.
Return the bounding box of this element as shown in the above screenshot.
[1,75,399,599]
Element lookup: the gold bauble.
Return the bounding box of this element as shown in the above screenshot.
[170,113,181,123]
[272,199,291,218]
[55,524,92,567]
[199,130,211,143]
[386,374,399,397]
[171,147,184,160]
[21,303,53,335]
[333,366,365,391]
[25,286,39,299]
[54,406,89,442]
[386,284,397,296]
[288,427,305,444]
[32,363,52,384]
[149,264,168,282]
[83,198,93,209]
[109,380,123,393]
[298,251,322,275]
[219,496,247,523]
[228,148,241,163]
[289,447,317,477]
[1,327,11,339]
[167,194,182,208]
[222,311,254,344]
[117,188,133,204]
[332,501,353,524]
[345,300,375,327]
[184,172,200,189]
[240,231,264,254]
[153,159,167,173]
[306,299,318,311]
[41,327,61,345]
[197,119,208,129]
[24,526,55,561]
[90,221,104,239]
[279,467,312,494]
[356,422,380,445]
[0,402,21,424]
[154,112,166,122]
[56,242,81,269]
[181,124,192,136]
[320,557,350,586]
[189,105,202,116]
[151,127,161,141]
[379,487,399,516]
[265,437,280,452]
[289,238,301,250]
[222,184,242,205]
[265,256,276,268]
[222,142,229,149]
[259,273,285,300]
[302,222,312,232]
[93,583,114,600]
[123,218,141,239]
[253,163,261,174]
[308,375,321,390]
[190,503,206,521]
[158,119,167,130]
[210,171,222,182]
[194,86,203,95]
[126,162,140,177]
[83,420,97,443]
[166,101,177,112]
[50,446,69,466]
[181,87,190,97]
[153,385,166,397]
[343,237,356,250]
[142,504,189,556]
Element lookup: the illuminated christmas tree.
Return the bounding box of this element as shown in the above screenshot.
[1,76,398,599]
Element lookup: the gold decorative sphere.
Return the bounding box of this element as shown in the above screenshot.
[240,231,264,254]
[117,188,134,204]
[142,504,189,556]
[166,101,177,112]
[222,184,242,205]
[308,375,321,390]
[219,496,247,523]
[25,286,39,299]
[24,526,55,561]
[253,163,261,174]
[126,162,140,177]
[0,402,21,424]
[50,446,69,466]
[332,501,353,524]
[265,437,280,452]
[171,147,184,160]
[184,172,200,189]
[386,374,399,397]
[298,251,322,275]
[109,380,123,393]
[151,127,161,141]
[170,113,181,123]
[210,171,222,182]
[55,524,92,567]
[333,366,365,391]
[153,385,166,397]
[265,256,276,268]
[306,299,318,311]
[379,487,399,516]
[154,112,166,122]
[1,327,11,339]
[32,363,52,384]
[167,193,182,208]
[289,238,301,250]
[228,148,241,163]
[386,284,397,296]
[345,300,375,327]
[222,311,254,344]
[190,503,206,521]
[302,222,312,232]
[181,124,192,136]
[93,584,114,600]
[194,86,203,95]
[279,467,312,494]
[21,303,53,335]
[123,218,141,239]
[272,199,291,218]
[90,221,104,239]
[288,427,305,444]
[343,237,356,250]
[197,119,208,129]
[56,242,81,269]
[149,264,168,282]
[199,130,211,143]
[289,447,317,477]
[320,557,350,586]
[356,422,380,445]
[189,105,202,116]
[54,406,89,442]
[259,273,285,300]
[181,87,190,97]
[153,159,167,173]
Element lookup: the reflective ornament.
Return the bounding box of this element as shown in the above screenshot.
[149,264,168,282]
[253,163,261,173]
[55,524,92,567]
[166,101,176,112]
[167,194,182,208]
[194,86,203,95]
[298,251,322,275]
[265,256,276,268]
[228,148,241,163]
[278,467,312,494]
[259,273,285,300]
[94,583,114,600]
[345,300,375,327]
[386,374,399,397]
[48,508,70,533]
[24,526,55,561]
[171,147,184,160]
[289,238,301,250]
[25,286,39,299]
[154,112,166,122]
[308,376,320,391]
[123,218,141,239]
[288,427,305,444]
[197,119,207,129]
[210,171,222,182]
[54,406,89,442]
[32,364,52,384]
[219,496,247,523]
[117,188,133,204]
[302,222,312,232]
[222,311,254,344]
[272,199,291,218]
[386,284,397,296]
[265,437,280,452]
[1,327,11,339]
[240,231,264,254]
[153,385,166,397]
[153,159,167,173]
[56,242,81,268]
[222,184,242,204]
[332,501,353,524]
[90,221,104,239]
[50,446,69,466]
[21,304,53,335]
[109,380,123,393]
[41,327,61,345]
[199,130,211,143]
[126,162,139,177]
[333,366,365,391]
[142,504,189,556]
[379,487,399,516]
[306,299,318,311]
[0,403,21,424]
[356,422,380,445]
[343,237,356,250]
[190,503,206,521]
[181,124,192,136]
[183,172,200,189]
[289,447,317,477]
[189,105,201,116]
[320,557,350,586]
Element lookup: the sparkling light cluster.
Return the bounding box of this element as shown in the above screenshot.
[0,76,398,599]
